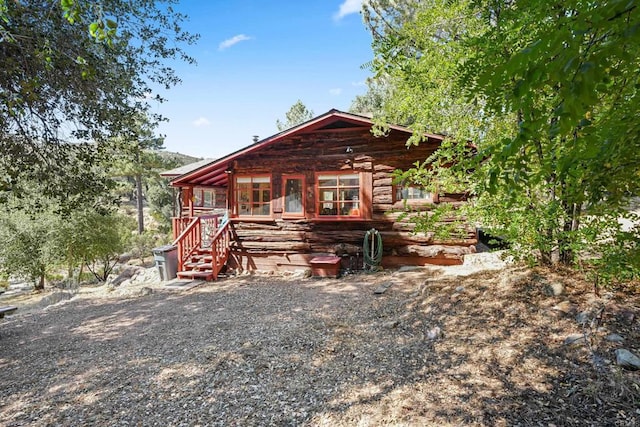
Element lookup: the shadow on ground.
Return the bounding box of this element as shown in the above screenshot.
[0,267,638,426]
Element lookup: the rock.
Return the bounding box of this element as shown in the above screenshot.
[39,291,74,309]
[576,311,591,325]
[426,326,441,340]
[552,301,575,314]
[462,251,511,269]
[373,282,393,294]
[455,286,465,293]
[383,319,399,329]
[397,266,422,273]
[109,266,143,286]
[619,310,636,324]
[118,253,133,263]
[291,268,312,279]
[544,282,564,296]
[139,287,153,296]
[136,267,160,284]
[605,333,624,343]
[615,349,640,370]
[564,334,587,346]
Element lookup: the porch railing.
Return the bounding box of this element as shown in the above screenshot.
[209,221,231,280]
[172,217,201,272]
[172,213,230,277]
[172,214,224,246]
[172,217,193,241]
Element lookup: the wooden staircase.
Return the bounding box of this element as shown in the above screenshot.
[172,214,231,281]
[177,248,217,281]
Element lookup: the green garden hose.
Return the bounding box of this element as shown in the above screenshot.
[363,228,383,271]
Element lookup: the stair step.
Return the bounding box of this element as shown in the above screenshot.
[190,254,213,263]
[183,261,212,270]
[177,270,213,280]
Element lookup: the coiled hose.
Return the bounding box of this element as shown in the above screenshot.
[363,228,383,271]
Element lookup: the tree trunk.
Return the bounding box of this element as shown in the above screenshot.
[76,263,84,285]
[136,173,144,234]
[35,267,45,291]
[559,202,580,265]
[540,237,553,265]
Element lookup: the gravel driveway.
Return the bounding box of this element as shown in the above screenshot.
[1,266,638,426]
[0,271,443,426]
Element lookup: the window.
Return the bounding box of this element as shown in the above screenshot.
[394,182,438,204]
[283,175,304,216]
[317,173,360,217]
[396,186,431,201]
[193,188,216,208]
[236,176,271,216]
[203,190,213,207]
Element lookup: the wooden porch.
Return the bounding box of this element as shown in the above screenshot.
[171,213,231,281]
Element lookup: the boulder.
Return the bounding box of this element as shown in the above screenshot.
[39,291,74,309]
[109,266,144,287]
[139,287,153,297]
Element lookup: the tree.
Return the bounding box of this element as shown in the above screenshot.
[0,0,197,209]
[364,0,640,279]
[349,77,393,117]
[78,211,132,282]
[0,148,130,289]
[53,209,133,283]
[0,210,58,291]
[276,100,314,131]
[146,153,192,233]
[107,114,165,234]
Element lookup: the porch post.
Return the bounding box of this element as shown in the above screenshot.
[226,171,234,217]
[183,187,194,217]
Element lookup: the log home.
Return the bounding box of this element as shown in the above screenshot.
[168,110,477,280]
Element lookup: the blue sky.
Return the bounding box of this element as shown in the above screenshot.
[151,0,373,159]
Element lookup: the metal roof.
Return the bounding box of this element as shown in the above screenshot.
[160,158,215,178]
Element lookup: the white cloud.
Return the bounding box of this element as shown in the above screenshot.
[333,0,363,20]
[192,117,211,127]
[218,34,252,51]
[329,88,343,96]
[351,80,366,87]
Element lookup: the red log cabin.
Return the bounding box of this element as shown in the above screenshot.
[166,109,477,280]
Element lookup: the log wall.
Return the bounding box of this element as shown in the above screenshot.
[222,127,477,272]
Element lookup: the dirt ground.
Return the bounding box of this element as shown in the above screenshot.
[0,264,638,426]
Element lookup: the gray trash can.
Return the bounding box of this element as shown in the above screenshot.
[152,245,178,281]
